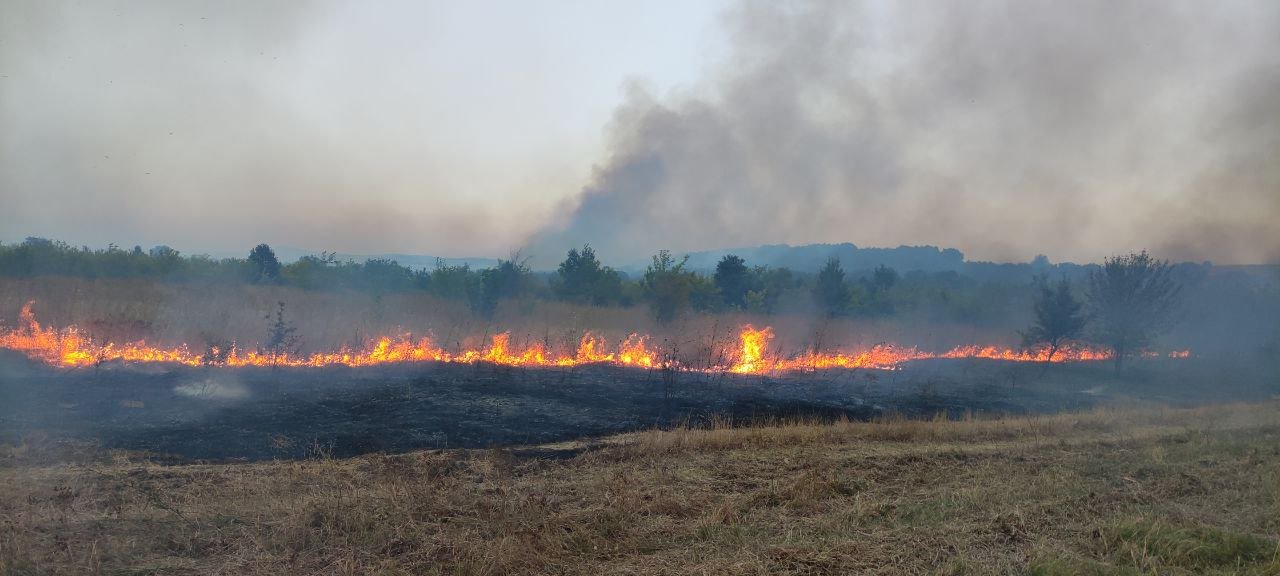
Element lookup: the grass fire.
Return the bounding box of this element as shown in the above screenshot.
[3,1,1279,574]
[5,301,1173,373]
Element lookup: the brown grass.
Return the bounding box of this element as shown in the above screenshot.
[3,401,1279,575]
[0,277,1014,365]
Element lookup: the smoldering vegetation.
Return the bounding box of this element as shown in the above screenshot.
[1,348,1268,462]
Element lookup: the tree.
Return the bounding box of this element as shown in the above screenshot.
[473,255,534,318]
[1021,277,1087,361]
[745,266,794,314]
[247,244,281,283]
[1086,251,1181,369]
[713,254,752,310]
[555,244,623,305]
[858,264,900,316]
[869,264,899,293]
[427,259,478,300]
[812,257,849,317]
[641,250,698,323]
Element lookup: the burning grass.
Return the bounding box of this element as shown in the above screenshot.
[0,277,1141,376]
[4,300,1185,374]
[3,402,1279,574]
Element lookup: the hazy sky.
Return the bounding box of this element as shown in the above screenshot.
[2,1,1278,264]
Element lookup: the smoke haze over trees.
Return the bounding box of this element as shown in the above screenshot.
[0,237,1276,363]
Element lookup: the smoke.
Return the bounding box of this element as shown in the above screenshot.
[530,0,1280,265]
[0,1,575,256]
[174,376,249,401]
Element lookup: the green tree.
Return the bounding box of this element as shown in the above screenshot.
[641,250,697,323]
[857,264,900,316]
[555,244,623,305]
[1021,277,1087,361]
[813,257,849,317]
[713,254,753,310]
[1086,251,1181,369]
[473,256,533,318]
[427,259,479,300]
[745,266,794,314]
[247,244,281,284]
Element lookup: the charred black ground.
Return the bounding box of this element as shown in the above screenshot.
[1,352,1270,462]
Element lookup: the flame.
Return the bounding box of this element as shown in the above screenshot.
[730,325,774,373]
[1,301,1190,373]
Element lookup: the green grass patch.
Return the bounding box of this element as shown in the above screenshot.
[1096,518,1279,574]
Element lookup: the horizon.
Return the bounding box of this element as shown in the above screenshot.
[2,235,1260,271]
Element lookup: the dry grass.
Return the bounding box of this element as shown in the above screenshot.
[0,277,1012,364]
[3,401,1280,575]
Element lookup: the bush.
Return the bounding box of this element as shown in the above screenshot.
[554,245,625,306]
[641,250,702,323]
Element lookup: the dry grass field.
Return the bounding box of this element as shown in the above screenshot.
[0,277,1011,363]
[3,401,1279,575]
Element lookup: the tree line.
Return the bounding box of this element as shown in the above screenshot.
[0,238,1185,363]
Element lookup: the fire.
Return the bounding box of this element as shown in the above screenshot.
[1,301,1189,374]
[730,325,774,373]
[938,343,1111,363]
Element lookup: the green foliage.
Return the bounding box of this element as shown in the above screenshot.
[813,257,850,317]
[554,245,625,306]
[1087,251,1181,368]
[713,255,752,310]
[473,256,534,318]
[641,250,701,323]
[745,266,796,314]
[851,264,900,316]
[0,237,210,279]
[1092,519,1279,574]
[280,253,425,293]
[427,259,479,300]
[1022,277,1088,359]
[247,244,282,284]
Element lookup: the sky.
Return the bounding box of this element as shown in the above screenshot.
[2,0,1278,265]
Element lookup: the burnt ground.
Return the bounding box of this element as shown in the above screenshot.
[0,351,1274,461]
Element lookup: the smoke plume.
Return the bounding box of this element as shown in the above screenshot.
[531,0,1280,265]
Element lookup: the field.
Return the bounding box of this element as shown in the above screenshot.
[2,277,1278,574]
[3,401,1279,574]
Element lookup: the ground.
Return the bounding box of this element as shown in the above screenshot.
[3,401,1280,575]
[0,352,1252,461]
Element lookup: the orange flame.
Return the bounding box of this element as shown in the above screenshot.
[730,325,774,373]
[2,301,1191,374]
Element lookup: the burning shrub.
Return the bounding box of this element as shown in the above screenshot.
[263,301,300,364]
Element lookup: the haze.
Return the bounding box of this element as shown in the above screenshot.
[2,0,1277,265]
